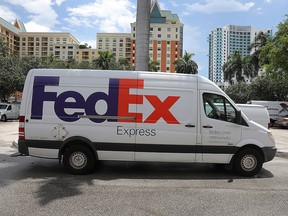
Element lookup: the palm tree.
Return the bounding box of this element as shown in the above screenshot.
[117,57,131,70]
[248,31,272,76]
[94,51,115,70]
[223,51,252,84]
[173,51,198,74]
[148,58,159,72]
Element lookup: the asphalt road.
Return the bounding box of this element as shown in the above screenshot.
[0,121,288,216]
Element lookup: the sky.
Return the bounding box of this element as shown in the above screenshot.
[0,0,287,77]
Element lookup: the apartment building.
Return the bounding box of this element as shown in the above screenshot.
[131,0,183,72]
[0,17,26,56]
[18,32,80,60]
[208,25,272,85]
[75,48,99,62]
[97,33,131,63]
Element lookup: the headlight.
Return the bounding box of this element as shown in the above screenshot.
[268,131,275,143]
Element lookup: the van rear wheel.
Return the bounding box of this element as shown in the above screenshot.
[234,148,263,176]
[63,145,95,175]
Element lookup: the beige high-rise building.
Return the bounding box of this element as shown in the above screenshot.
[75,49,99,62]
[97,33,131,62]
[19,32,80,60]
[0,17,26,56]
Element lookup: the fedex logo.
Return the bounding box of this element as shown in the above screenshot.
[31,76,180,124]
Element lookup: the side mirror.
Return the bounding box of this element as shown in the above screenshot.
[236,110,242,124]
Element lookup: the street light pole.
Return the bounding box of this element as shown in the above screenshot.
[135,0,151,71]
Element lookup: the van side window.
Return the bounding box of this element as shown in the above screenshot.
[203,93,237,123]
[7,105,12,111]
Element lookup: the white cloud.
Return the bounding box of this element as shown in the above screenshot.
[4,0,59,31]
[52,0,65,6]
[158,2,167,10]
[185,0,255,14]
[24,21,53,32]
[0,5,17,22]
[264,0,272,3]
[256,7,263,14]
[65,0,136,33]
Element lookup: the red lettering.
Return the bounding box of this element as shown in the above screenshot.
[118,79,144,122]
[144,96,180,124]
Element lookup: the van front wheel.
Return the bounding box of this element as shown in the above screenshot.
[1,114,7,121]
[234,148,263,176]
[63,145,95,175]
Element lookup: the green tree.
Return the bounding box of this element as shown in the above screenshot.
[173,51,198,74]
[117,57,131,70]
[250,75,288,101]
[0,56,25,100]
[0,37,9,57]
[260,15,288,76]
[223,51,252,84]
[225,82,251,103]
[94,51,116,70]
[148,58,159,72]
[248,31,272,76]
[79,43,91,49]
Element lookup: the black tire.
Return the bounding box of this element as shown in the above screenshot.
[63,145,95,175]
[1,114,7,122]
[234,148,263,176]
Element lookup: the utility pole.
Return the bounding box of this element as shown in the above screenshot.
[135,0,151,71]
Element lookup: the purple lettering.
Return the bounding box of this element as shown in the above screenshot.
[31,76,59,119]
[54,91,85,122]
[85,79,120,123]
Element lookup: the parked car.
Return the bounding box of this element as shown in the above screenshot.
[0,103,20,121]
[274,116,288,128]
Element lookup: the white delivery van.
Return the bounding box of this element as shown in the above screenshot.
[18,69,276,176]
[0,103,20,121]
[249,100,288,125]
[236,104,270,129]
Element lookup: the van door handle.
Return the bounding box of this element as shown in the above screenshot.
[185,124,195,128]
[203,125,213,128]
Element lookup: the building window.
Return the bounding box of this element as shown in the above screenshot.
[158,28,161,31]
[158,34,161,38]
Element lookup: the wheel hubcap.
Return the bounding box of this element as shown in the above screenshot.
[70,152,87,170]
[241,154,257,171]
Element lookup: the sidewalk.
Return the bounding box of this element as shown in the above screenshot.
[270,128,288,158]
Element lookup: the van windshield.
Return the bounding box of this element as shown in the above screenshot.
[0,104,8,109]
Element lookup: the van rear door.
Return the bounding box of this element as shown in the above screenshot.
[200,91,242,163]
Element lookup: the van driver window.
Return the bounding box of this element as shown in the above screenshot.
[203,93,237,123]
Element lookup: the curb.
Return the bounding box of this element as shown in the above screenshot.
[276,151,288,159]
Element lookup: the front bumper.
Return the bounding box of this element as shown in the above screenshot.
[263,146,277,162]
